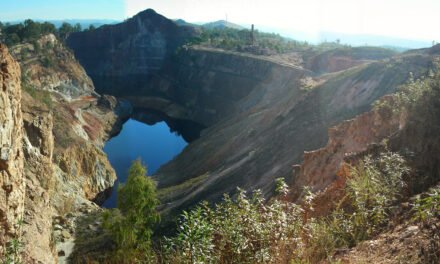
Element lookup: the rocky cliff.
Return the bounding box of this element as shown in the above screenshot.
[0,34,130,262]
[290,95,405,200]
[0,44,25,258]
[67,9,197,96]
[11,34,94,98]
[66,10,438,216]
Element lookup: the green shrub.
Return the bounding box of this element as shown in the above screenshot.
[165,185,304,264]
[41,56,54,68]
[413,187,440,223]
[1,219,24,264]
[162,151,408,263]
[102,159,160,263]
[345,151,409,243]
[303,218,336,263]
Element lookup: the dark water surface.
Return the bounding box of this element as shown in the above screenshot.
[102,119,187,208]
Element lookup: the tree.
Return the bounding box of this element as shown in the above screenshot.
[0,22,4,43]
[103,159,160,260]
[40,22,56,35]
[73,23,82,32]
[88,24,96,31]
[5,33,20,47]
[22,19,41,40]
[58,22,74,39]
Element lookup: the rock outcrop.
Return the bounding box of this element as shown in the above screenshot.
[0,44,25,256]
[290,96,405,200]
[11,34,94,99]
[21,97,56,263]
[0,34,130,262]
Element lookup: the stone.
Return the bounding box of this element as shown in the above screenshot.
[61,230,71,239]
[401,202,410,209]
[54,230,62,238]
[58,250,66,257]
[399,225,419,240]
[0,43,25,251]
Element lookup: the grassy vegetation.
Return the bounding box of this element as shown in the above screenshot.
[22,80,53,109]
[413,187,440,223]
[1,219,24,264]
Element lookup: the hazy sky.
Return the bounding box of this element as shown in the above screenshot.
[2,0,439,42]
[0,0,125,20]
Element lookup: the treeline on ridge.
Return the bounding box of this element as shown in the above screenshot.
[0,19,97,47]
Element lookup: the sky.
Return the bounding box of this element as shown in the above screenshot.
[1,0,439,43]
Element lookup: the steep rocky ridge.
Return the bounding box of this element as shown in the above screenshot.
[0,44,25,257]
[0,35,130,262]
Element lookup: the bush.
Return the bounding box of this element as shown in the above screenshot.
[413,187,440,223]
[345,151,409,243]
[102,159,160,263]
[161,151,410,263]
[41,56,54,68]
[165,186,304,264]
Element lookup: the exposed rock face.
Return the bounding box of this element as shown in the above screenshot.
[126,47,310,127]
[290,96,405,200]
[11,34,123,206]
[11,34,94,98]
[56,144,116,202]
[21,98,56,263]
[0,44,25,254]
[67,9,197,96]
[1,34,128,262]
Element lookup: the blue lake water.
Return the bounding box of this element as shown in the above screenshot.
[102,119,187,208]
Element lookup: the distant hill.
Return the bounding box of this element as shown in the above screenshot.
[256,26,432,50]
[173,19,200,28]
[202,20,245,30]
